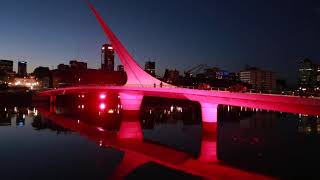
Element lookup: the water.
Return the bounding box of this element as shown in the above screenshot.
[0,94,319,179]
[0,95,202,179]
[218,106,320,179]
[0,106,122,180]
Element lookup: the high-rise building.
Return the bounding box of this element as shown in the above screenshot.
[18,61,27,76]
[298,58,318,89]
[144,61,156,77]
[117,65,124,72]
[240,67,276,90]
[101,44,114,71]
[0,59,13,72]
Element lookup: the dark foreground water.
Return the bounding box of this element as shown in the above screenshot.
[0,94,319,179]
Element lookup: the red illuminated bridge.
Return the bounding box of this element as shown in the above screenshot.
[38,0,320,131]
[35,1,320,178]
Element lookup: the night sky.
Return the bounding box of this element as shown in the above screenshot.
[0,0,320,85]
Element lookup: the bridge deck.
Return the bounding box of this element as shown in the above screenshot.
[37,85,320,116]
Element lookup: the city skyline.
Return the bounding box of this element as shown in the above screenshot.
[1,0,320,85]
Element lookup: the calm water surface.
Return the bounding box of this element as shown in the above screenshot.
[0,94,319,179]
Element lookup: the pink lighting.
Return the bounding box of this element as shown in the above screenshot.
[87,1,173,88]
[200,102,218,134]
[119,93,143,111]
[118,121,143,139]
[97,127,105,132]
[99,103,106,110]
[99,94,106,99]
[198,139,217,162]
[38,107,272,180]
[200,102,218,123]
[118,107,143,139]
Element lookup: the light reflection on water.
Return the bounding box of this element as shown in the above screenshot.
[0,106,123,180]
[0,94,320,179]
[218,105,320,179]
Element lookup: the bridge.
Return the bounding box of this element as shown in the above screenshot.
[36,1,320,178]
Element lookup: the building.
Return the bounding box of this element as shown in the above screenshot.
[164,69,180,84]
[0,59,13,72]
[57,64,70,71]
[298,58,318,90]
[203,67,220,79]
[117,65,124,72]
[18,61,27,76]
[101,44,114,71]
[69,60,87,70]
[145,61,156,77]
[240,67,276,90]
[51,68,126,88]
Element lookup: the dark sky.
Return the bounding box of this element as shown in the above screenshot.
[0,0,320,85]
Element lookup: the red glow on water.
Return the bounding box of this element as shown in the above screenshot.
[99,94,106,100]
[99,103,106,110]
[198,139,217,162]
[97,127,105,132]
[38,107,273,179]
[118,121,143,139]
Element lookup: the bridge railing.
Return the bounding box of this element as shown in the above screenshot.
[44,83,319,98]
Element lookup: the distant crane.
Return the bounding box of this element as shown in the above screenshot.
[184,64,210,77]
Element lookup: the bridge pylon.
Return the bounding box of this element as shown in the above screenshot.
[87,1,174,88]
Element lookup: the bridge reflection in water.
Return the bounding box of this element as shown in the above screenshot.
[34,1,320,178]
[35,94,272,179]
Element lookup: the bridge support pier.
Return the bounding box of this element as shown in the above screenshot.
[198,102,218,162]
[118,93,143,139]
[200,102,218,134]
[49,95,56,113]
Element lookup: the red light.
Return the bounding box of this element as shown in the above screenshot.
[99,103,106,110]
[99,94,106,99]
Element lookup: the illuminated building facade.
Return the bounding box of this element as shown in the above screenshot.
[101,44,114,71]
[240,67,276,90]
[298,58,319,91]
[18,61,27,76]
